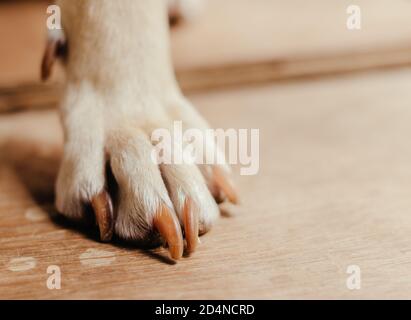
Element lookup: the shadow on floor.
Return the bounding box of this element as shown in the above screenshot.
[0,136,176,265]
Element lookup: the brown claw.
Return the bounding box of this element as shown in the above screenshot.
[213,167,239,204]
[41,39,58,82]
[91,191,114,242]
[210,186,227,204]
[41,36,67,81]
[153,206,184,260]
[183,198,199,255]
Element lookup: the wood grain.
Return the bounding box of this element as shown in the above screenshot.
[1,68,411,299]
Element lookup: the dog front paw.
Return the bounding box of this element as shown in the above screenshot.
[52,0,236,260]
[56,88,237,260]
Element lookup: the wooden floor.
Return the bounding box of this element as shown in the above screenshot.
[2,68,411,299]
[2,0,411,300]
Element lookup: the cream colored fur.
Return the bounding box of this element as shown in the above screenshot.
[55,0,227,242]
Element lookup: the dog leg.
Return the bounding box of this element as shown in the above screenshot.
[51,0,236,260]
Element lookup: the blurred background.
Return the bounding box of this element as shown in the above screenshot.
[2,0,411,110]
[1,0,411,299]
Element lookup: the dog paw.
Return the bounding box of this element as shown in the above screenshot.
[51,0,236,261]
[55,88,237,260]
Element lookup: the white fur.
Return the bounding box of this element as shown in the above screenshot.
[55,0,225,242]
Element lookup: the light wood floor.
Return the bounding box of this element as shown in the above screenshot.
[1,68,411,299]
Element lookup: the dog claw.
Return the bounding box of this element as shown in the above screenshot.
[183,198,199,255]
[213,190,227,204]
[41,30,67,81]
[153,206,184,260]
[213,167,239,205]
[41,39,58,81]
[91,191,114,242]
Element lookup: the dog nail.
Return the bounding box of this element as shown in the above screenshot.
[182,198,199,255]
[91,191,114,242]
[213,167,239,205]
[153,205,184,260]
